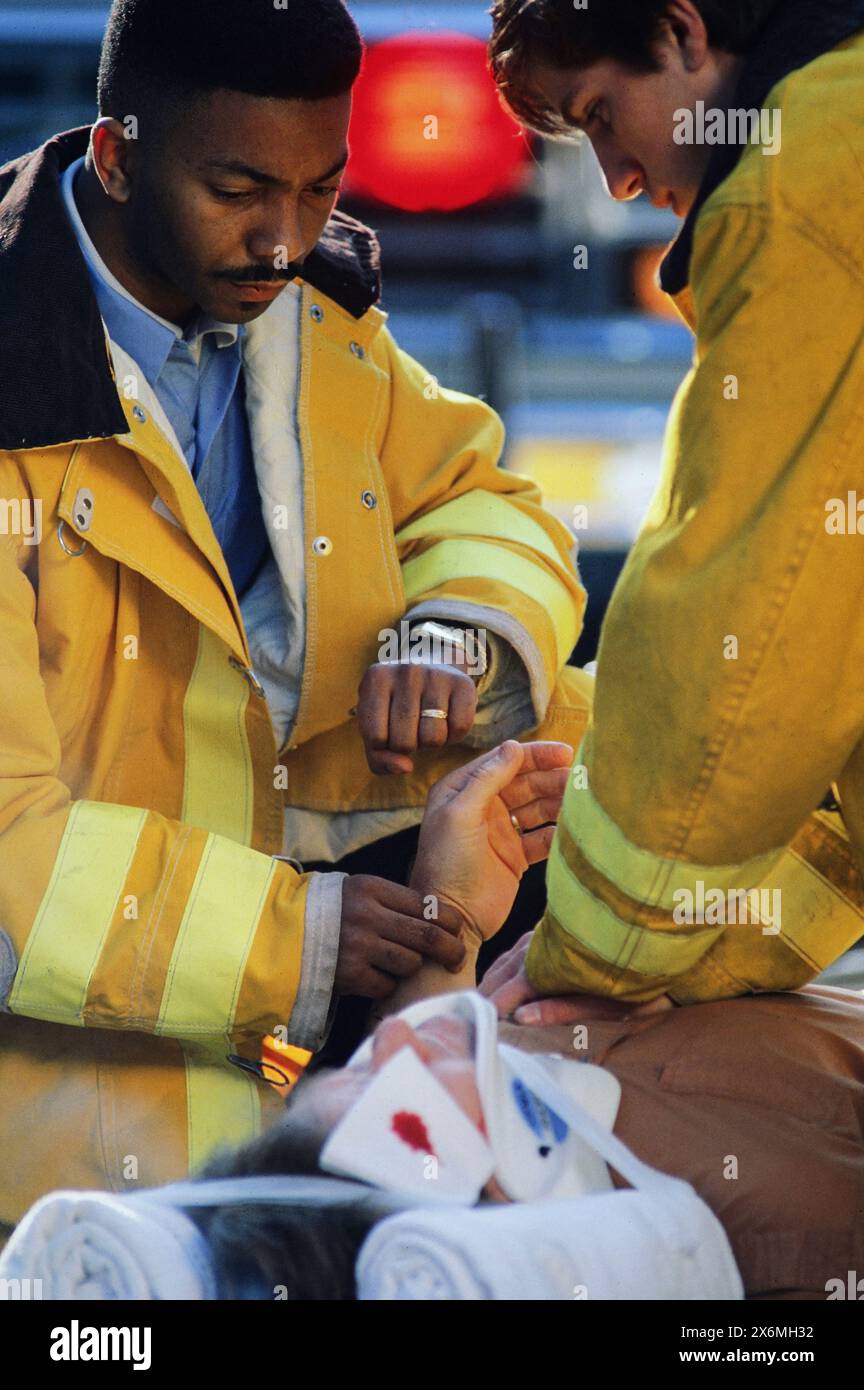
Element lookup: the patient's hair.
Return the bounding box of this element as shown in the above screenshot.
[488,0,782,135]
[188,1075,408,1300]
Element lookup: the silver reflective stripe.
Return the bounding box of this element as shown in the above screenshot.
[286,870,345,1049]
[0,930,18,1011]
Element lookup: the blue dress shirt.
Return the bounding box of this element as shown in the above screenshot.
[61,158,270,599]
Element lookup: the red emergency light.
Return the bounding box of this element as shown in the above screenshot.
[345,32,531,213]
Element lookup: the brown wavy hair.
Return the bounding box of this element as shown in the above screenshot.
[488,0,782,134]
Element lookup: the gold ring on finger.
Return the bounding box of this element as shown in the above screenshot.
[420,708,448,721]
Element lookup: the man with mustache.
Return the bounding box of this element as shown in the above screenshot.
[0,0,588,1231]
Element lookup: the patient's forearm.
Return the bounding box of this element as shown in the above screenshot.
[366,925,482,1030]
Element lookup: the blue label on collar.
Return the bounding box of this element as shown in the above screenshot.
[511,1077,569,1145]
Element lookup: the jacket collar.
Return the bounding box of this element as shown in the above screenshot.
[660,0,864,296]
[0,126,382,452]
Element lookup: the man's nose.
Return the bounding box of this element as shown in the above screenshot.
[594,144,645,202]
[371,1017,432,1071]
[246,199,305,268]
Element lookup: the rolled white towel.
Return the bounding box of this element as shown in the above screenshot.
[356,1186,744,1301]
[0,1191,216,1300]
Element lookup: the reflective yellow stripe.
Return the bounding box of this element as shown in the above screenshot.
[9,801,146,1024]
[567,738,785,909]
[157,834,277,1038]
[546,836,724,976]
[769,848,864,968]
[182,625,254,844]
[395,489,564,567]
[401,539,579,670]
[183,1042,261,1173]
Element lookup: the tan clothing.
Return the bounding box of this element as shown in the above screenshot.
[3,983,862,1290]
[501,983,864,1300]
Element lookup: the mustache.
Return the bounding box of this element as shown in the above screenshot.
[217,262,304,284]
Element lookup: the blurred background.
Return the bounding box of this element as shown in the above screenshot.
[0,0,694,662]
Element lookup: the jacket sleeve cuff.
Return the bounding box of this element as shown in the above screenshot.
[285,870,345,1051]
[461,634,537,748]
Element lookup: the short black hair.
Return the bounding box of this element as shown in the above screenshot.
[488,0,781,135]
[189,1088,409,1300]
[98,0,363,127]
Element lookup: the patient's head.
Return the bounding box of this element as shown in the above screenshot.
[191,1011,485,1298]
[296,1013,484,1132]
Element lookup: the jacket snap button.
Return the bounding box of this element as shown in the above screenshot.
[72,487,95,531]
[350,341,365,359]
[361,489,377,510]
[312,535,333,556]
[309,304,324,323]
[132,406,147,424]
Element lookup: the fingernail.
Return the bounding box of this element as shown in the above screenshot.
[514,1004,541,1024]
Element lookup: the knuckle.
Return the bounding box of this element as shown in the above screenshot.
[391,687,418,718]
[403,889,425,917]
[381,943,405,974]
[393,663,419,691]
[379,943,397,971]
[420,922,441,951]
[389,733,417,754]
[358,669,378,696]
[421,724,449,748]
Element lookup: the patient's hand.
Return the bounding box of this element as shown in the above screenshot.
[480,932,675,1023]
[409,740,573,943]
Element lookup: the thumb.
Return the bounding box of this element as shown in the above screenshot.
[453,740,525,815]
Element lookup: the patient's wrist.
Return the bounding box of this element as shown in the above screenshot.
[410,884,483,978]
[364,896,482,1035]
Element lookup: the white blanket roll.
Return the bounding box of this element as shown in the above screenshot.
[357,1186,744,1301]
[0,1191,216,1300]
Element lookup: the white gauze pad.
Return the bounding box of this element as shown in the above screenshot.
[320,1046,495,1205]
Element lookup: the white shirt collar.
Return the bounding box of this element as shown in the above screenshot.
[60,155,240,353]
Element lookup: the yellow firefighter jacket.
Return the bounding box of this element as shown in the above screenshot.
[528,23,864,1003]
[0,128,589,1223]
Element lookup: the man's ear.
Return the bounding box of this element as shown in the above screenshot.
[659,0,711,72]
[90,116,137,205]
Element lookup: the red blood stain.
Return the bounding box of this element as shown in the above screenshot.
[392,1110,437,1159]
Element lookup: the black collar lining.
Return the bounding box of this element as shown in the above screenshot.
[0,127,382,451]
[660,0,864,296]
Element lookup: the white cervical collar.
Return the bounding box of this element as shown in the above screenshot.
[319,992,622,1205]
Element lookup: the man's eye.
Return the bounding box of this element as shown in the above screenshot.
[210,187,253,201]
[576,100,606,131]
[308,184,341,199]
